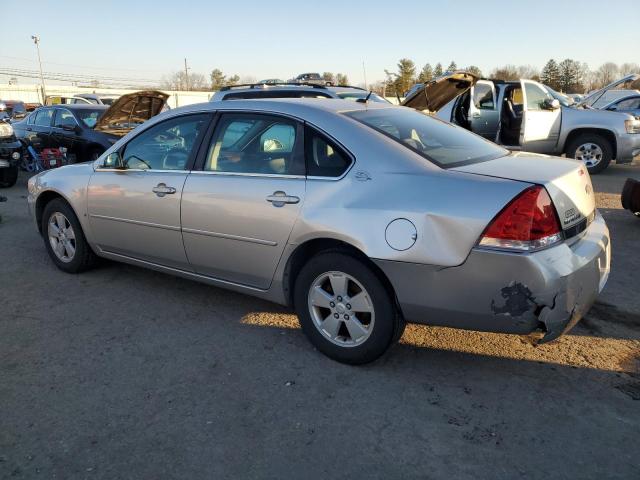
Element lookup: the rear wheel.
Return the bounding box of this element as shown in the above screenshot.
[294,252,404,364]
[0,166,18,188]
[42,198,97,273]
[566,133,613,174]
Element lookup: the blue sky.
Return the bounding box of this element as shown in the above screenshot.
[1,0,637,86]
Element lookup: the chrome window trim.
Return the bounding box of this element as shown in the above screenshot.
[93,168,191,173]
[188,170,305,180]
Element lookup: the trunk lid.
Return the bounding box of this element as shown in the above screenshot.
[94,90,169,136]
[452,153,596,231]
[401,71,478,112]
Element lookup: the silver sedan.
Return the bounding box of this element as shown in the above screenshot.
[27,99,610,364]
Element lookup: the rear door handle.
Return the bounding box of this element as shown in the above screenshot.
[266,191,300,207]
[152,183,176,197]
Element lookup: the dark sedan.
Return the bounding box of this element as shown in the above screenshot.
[12,105,115,163]
[12,90,169,164]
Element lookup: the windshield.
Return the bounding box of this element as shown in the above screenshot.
[336,92,390,104]
[346,108,508,168]
[75,108,105,128]
[547,87,574,107]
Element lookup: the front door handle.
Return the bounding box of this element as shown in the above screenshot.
[266,191,300,207]
[472,112,482,118]
[152,183,176,197]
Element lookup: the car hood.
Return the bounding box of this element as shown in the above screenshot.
[452,152,595,231]
[401,71,478,112]
[94,90,169,136]
[578,73,640,108]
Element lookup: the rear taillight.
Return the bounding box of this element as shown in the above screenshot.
[478,185,563,252]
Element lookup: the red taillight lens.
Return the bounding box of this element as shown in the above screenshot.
[479,186,563,251]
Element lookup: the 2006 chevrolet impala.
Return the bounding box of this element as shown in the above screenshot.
[27,99,610,364]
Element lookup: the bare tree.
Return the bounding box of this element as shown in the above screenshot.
[490,64,519,81]
[595,62,619,88]
[162,71,209,91]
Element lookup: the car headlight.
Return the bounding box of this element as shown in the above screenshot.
[0,122,13,138]
[624,119,640,134]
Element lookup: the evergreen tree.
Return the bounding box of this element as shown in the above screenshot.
[395,58,417,95]
[434,62,443,77]
[541,59,561,90]
[418,63,433,83]
[210,69,226,90]
[446,61,457,72]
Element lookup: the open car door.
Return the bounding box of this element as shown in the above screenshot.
[468,80,499,139]
[402,71,478,112]
[520,80,561,153]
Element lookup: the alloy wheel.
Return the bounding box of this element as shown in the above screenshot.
[48,212,76,263]
[575,142,603,168]
[307,271,375,347]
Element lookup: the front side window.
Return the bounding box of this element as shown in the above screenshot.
[53,109,78,129]
[524,83,553,111]
[473,83,495,110]
[34,109,53,127]
[305,128,351,177]
[121,114,209,170]
[75,108,104,128]
[346,108,507,168]
[205,114,303,175]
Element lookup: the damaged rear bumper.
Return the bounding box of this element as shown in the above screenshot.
[374,211,610,342]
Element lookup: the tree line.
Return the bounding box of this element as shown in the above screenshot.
[161,60,639,94]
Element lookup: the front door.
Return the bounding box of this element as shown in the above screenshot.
[51,108,80,162]
[181,112,306,289]
[87,113,211,270]
[468,80,500,140]
[26,107,53,151]
[520,80,561,153]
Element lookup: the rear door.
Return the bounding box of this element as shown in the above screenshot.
[181,112,306,289]
[520,80,561,153]
[468,80,499,139]
[27,107,54,150]
[87,113,211,269]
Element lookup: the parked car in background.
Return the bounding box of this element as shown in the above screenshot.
[0,100,28,122]
[258,79,285,85]
[72,93,120,105]
[621,178,640,218]
[600,95,640,117]
[27,99,609,364]
[289,73,330,86]
[422,72,640,173]
[45,95,79,106]
[25,102,42,112]
[13,91,168,163]
[0,119,23,187]
[211,83,389,103]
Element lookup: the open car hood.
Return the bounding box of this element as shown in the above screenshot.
[94,90,169,136]
[578,74,640,108]
[401,71,478,112]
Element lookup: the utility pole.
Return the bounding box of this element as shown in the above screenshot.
[184,58,190,91]
[31,35,46,101]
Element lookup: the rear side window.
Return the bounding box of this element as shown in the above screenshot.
[305,127,351,177]
[473,83,495,110]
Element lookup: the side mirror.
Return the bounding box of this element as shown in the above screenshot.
[100,151,125,169]
[544,98,561,110]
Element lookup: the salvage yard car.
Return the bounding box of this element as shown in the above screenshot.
[211,83,390,104]
[13,91,168,163]
[0,119,22,187]
[409,72,640,174]
[27,99,610,364]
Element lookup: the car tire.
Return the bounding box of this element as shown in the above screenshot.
[42,198,97,273]
[294,251,404,364]
[566,133,613,174]
[0,166,18,188]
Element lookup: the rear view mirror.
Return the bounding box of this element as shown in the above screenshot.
[101,151,125,169]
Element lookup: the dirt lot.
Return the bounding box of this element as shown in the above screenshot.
[1,164,639,480]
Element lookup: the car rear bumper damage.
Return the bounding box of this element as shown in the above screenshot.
[374,212,610,343]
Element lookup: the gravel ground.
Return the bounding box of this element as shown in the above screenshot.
[1,163,639,480]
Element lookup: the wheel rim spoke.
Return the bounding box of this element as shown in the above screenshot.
[345,316,368,342]
[310,286,333,308]
[321,315,342,338]
[328,273,348,298]
[64,227,75,240]
[64,241,75,259]
[348,292,372,313]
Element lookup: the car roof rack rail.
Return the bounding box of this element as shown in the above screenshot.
[219,82,329,91]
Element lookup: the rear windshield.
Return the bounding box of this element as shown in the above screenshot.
[345,108,507,168]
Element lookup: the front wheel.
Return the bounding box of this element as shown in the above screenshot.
[0,166,18,188]
[42,198,97,273]
[566,133,613,174]
[294,252,404,364]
